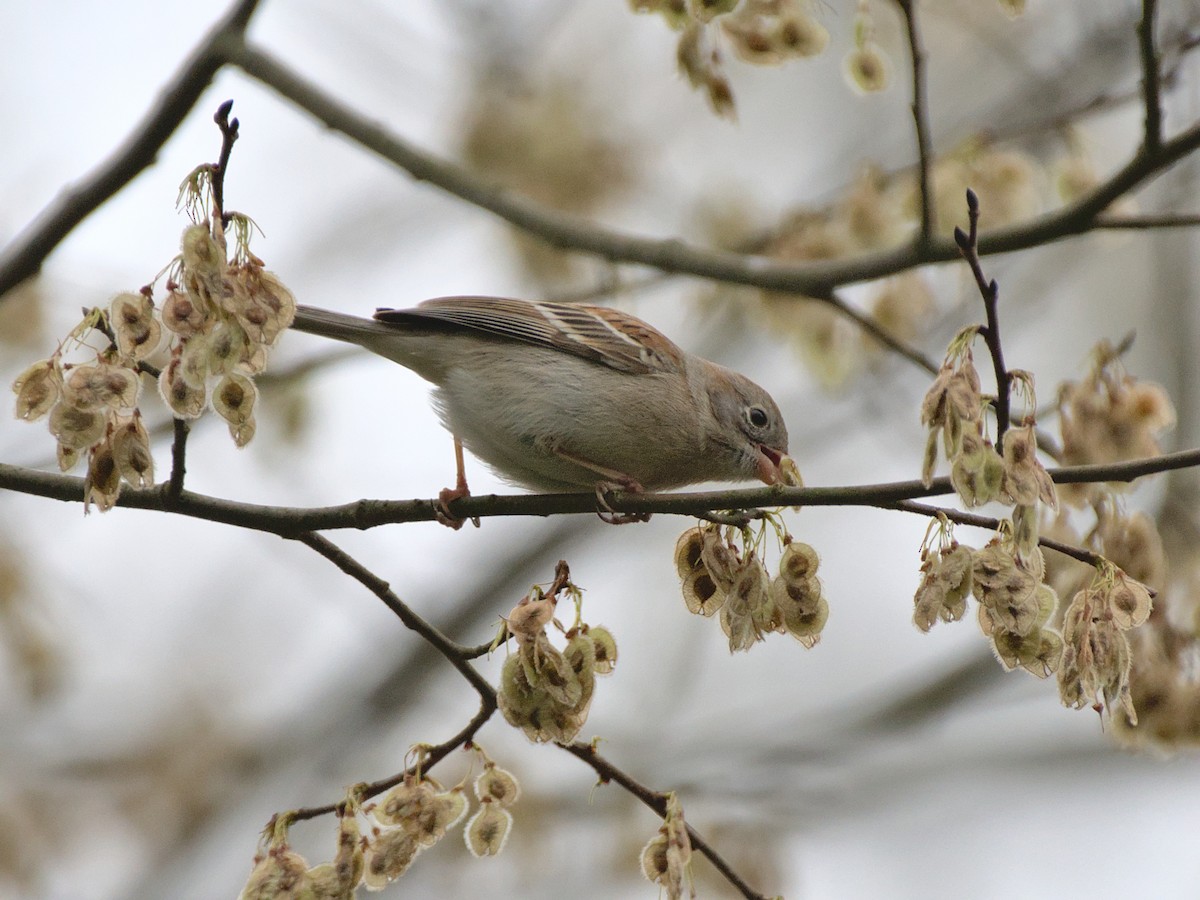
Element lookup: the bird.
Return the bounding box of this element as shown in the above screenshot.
[290,296,792,523]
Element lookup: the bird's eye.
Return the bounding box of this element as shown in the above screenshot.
[747,406,769,429]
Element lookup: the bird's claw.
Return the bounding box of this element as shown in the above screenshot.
[594,478,651,525]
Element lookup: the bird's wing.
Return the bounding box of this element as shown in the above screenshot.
[373,296,686,375]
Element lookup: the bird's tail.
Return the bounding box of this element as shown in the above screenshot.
[291,303,448,381]
[291,304,397,349]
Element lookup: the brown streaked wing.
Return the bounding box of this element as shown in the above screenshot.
[374,296,684,375]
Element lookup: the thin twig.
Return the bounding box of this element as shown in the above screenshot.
[560,742,770,900]
[0,0,262,299]
[954,189,1012,448]
[1138,0,1163,152]
[460,627,508,661]
[293,531,496,696]
[211,100,240,225]
[894,0,936,247]
[890,499,1105,567]
[289,699,495,822]
[827,288,939,374]
[168,101,241,498]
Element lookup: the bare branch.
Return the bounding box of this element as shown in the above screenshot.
[211,99,240,225]
[894,0,936,247]
[829,288,940,374]
[288,699,495,823]
[890,499,1106,567]
[1138,0,1163,152]
[954,190,1012,447]
[294,531,495,694]
[5,449,1200,529]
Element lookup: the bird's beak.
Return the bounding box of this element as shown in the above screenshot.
[756,446,803,487]
[756,445,785,485]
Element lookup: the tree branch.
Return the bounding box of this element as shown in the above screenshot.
[1138,0,1163,152]
[894,0,936,247]
[167,419,189,499]
[5,449,1200,530]
[277,538,771,895]
[829,288,939,374]
[288,699,495,823]
[955,189,1012,447]
[293,531,496,693]
[889,499,1105,567]
[1095,212,1200,229]
[211,99,240,225]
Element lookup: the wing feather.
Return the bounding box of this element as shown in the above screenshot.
[373,296,685,375]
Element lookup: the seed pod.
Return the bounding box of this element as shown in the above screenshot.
[49,402,107,451]
[782,595,828,648]
[1032,584,1059,629]
[921,428,940,487]
[112,415,154,488]
[1107,572,1152,629]
[674,527,706,579]
[464,799,512,858]
[475,764,521,808]
[585,625,618,674]
[162,288,210,337]
[57,442,81,473]
[952,432,1005,507]
[720,603,759,653]
[844,45,892,94]
[920,364,956,428]
[770,573,821,618]
[371,777,437,828]
[236,845,309,900]
[213,372,257,427]
[506,595,554,641]
[778,541,819,586]
[111,292,161,361]
[912,563,946,634]
[12,360,60,421]
[85,439,121,512]
[940,544,974,605]
[640,832,669,885]
[699,528,738,589]
[522,634,581,708]
[681,568,725,616]
[63,364,139,410]
[362,827,419,889]
[563,633,597,719]
[159,356,207,419]
[435,787,468,832]
[230,265,296,347]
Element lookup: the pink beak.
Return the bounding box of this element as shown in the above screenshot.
[756,445,785,485]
